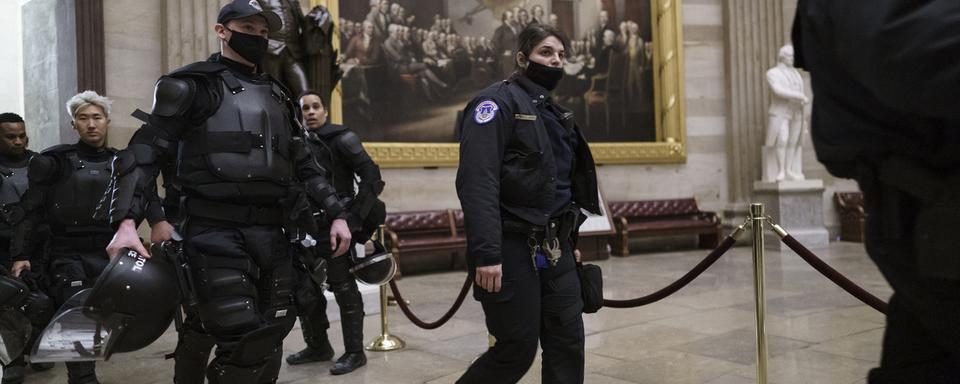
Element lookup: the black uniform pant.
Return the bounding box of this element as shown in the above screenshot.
[183,219,296,384]
[46,241,110,384]
[458,232,584,384]
[296,242,365,354]
[0,235,11,269]
[858,176,960,383]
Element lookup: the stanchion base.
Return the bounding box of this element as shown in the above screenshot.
[387,296,411,306]
[366,334,406,352]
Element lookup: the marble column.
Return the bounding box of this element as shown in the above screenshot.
[21,0,79,151]
[161,0,225,73]
[722,0,787,231]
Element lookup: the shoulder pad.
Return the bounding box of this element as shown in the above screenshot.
[151,76,195,117]
[27,154,58,183]
[169,61,228,76]
[40,144,74,155]
[336,131,366,156]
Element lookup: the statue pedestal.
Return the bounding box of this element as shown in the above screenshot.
[753,180,830,251]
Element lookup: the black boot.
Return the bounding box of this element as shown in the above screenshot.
[287,300,335,365]
[65,361,99,384]
[2,359,25,384]
[285,344,334,365]
[329,352,366,375]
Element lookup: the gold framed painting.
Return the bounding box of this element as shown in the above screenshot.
[310,0,685,168]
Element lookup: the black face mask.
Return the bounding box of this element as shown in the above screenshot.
[226,28,268,64]
[525,59,564,91]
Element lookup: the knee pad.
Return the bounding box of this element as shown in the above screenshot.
[205,323,289,384]
[331,279,362,305]
[197,295,260,336]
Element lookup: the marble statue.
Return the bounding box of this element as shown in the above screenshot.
[762,44,809,182]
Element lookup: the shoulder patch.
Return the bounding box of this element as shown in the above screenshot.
[473,100,499,125]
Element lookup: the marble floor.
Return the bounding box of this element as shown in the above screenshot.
[22,241,890,384]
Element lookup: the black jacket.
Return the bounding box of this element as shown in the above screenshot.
[793,0,960,178]
[305,123,384,233]
[456,74,599,268]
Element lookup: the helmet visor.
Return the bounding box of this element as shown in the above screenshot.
[30,290,115,363]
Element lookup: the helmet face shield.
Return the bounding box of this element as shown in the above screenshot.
[0,310,31,365]
[29,289,118,363]
[349,240,397,285]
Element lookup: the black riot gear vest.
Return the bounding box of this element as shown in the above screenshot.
[306,130,355,199]
[0,164,30,209]
[48,153,113,231]
[179,71,296,196]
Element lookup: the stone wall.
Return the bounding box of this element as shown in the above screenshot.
[0,1,24,115]
[21,0,79,151]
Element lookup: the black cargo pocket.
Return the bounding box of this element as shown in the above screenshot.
[473,279,516,303]
[501,150,544,206]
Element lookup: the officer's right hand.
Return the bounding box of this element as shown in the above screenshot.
[150,220,175,245]
[11,260,30,278]
[107,219,150,259]
[475,264,502,293]
[329,218,352,257]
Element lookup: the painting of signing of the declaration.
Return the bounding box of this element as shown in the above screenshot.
[334,0,656,143]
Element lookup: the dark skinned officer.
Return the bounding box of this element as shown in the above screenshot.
[455,24,599,384]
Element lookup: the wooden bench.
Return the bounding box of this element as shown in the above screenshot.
[834,192,865,243]
[609,198,721,256]
[384,209,466,276]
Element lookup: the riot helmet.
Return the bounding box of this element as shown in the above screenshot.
[349,239,397,285]
[31,248,180,362]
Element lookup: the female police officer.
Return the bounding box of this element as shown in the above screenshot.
[455,24,600,384]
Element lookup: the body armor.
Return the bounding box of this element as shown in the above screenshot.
[306,130,355,199]
[48,153,113,231]
[0,164,30,208]
[179,72,296,196]
[0,162,30,233]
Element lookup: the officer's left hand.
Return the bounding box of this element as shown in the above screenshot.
[330,218,352,257]
[575,249,582,263]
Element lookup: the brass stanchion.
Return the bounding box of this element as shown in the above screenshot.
[750,203,769,384]
[366,226,405,352]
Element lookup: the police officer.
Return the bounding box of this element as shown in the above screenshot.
[455,24,599,384]
[285,91,383,375]
[10,91,118,384]
[793,2,960,382]
[0,113,33,271]
[102,1,353,383]
[0,112,48,384]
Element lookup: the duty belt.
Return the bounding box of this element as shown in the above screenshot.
[502,206,580,267]
[184,197,284,226]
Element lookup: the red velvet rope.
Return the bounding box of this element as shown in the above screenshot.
[780,235,888,314]
[603,235,737,308]
[388,274,473,330]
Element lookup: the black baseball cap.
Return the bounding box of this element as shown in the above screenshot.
[217,0,282,33]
